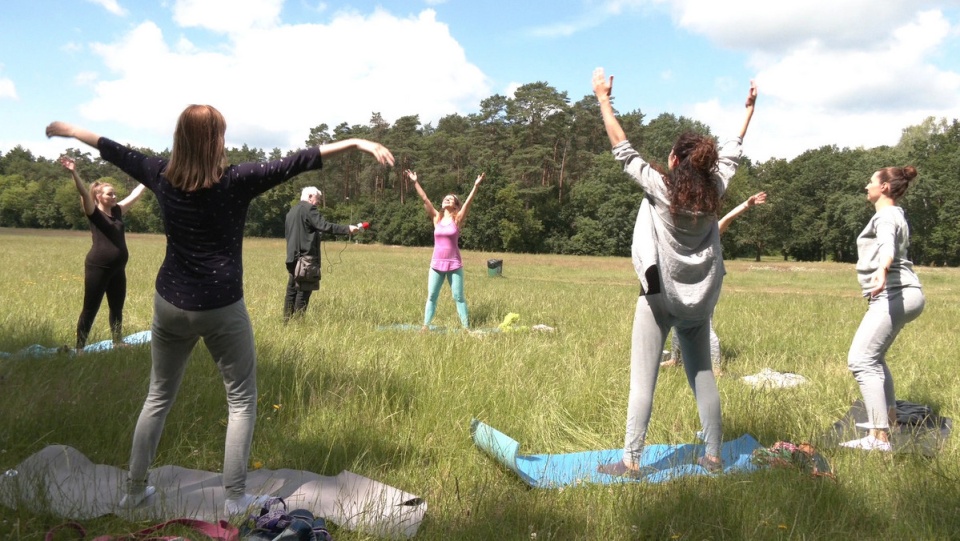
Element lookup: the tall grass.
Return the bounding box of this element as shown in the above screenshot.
[1,228,958,540]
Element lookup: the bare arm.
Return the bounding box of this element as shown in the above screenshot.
[718,191,766,234]
[738,81,758,140]
[592,68,627,148]
[717,192,767,235]
[319,138,395,165]
[406,170,438,221]
[46,122,101,149]
[118,183,148,215]
[59,156,96,216]
[456,173,484,226]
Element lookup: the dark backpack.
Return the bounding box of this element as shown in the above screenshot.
[240,498,332,541]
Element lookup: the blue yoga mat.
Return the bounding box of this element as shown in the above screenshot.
[0,330,152,359]
[471,419,762,488]
[82,330,152,353]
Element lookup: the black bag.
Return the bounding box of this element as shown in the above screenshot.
[241,497,333,541]
[294,255,320,291]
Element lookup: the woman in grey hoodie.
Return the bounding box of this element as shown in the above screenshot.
[592,68,757,475]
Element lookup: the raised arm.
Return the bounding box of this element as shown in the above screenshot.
[46,122,102,149]
[456,173,484,226]
[118,183,148,215]
[406,170,438,221]
[59,156,96,216]
[593,68,627,148]
[319,138,395,165]
[738,81,758,140]
[719,191,766,234]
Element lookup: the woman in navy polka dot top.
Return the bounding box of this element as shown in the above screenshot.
[46,106,394,514]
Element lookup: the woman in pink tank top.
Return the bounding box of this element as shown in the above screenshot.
[407,170,485,331]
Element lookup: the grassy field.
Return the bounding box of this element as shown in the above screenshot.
[1,228,958,540]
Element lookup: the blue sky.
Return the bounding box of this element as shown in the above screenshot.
[2,0,959,163]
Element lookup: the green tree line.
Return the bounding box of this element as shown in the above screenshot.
[2,85,959,265]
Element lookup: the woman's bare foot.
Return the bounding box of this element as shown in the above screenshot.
[869,428,891,443]
[597,460,650,479]
[698,454,723,473]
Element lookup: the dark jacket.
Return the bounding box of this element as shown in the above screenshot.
[285,201,351,265]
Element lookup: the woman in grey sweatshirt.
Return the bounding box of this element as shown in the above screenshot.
[841,165,923,452]
[592,68,757,475]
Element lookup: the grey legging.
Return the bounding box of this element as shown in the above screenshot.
[669,319,720,366]
[625,292,722,462]
[847,286,924,430]
[126,294,258,499]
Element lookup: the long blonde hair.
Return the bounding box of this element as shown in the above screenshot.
[164,105,228,191]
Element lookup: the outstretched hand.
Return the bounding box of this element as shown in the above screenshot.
[474,172,485,186]
[405,169,418,182]
[745,80,758,108]
[747,191,767,207]
[58,155,76,172]
[357,140,395,166]
[592,68,613,100]
[46,121,75,138]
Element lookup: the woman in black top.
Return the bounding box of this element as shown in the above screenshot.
[47,105,394,515]
[59,156,146,351]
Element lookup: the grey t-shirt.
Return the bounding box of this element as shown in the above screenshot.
[856,205,921,296]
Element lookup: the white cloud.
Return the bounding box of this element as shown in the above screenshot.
[172,0,284,33]
[74,71,99,86]
[79,9,490,151]
[0,77,16,100]
[526,9,609,38]
[86,0,127,16]
[607,1,960,160]
[5,136,79,161]
[605,0,944,50]
[674,1,936,51]
[504,82,521,98]
[742,9,960,159]
[691,95,953,163]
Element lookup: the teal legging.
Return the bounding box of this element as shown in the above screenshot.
[424,267,469,328]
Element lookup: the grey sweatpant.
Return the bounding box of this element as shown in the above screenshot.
[624,292,723,463]
[847,286,924,430]
[126,294,258,499]
[670,318,721,366]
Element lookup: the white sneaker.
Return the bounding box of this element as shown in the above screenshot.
[224,493,272,515]
[840,435,892,452]
[118,485,156,508]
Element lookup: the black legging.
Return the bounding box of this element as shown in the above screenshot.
[77,263,126,348]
